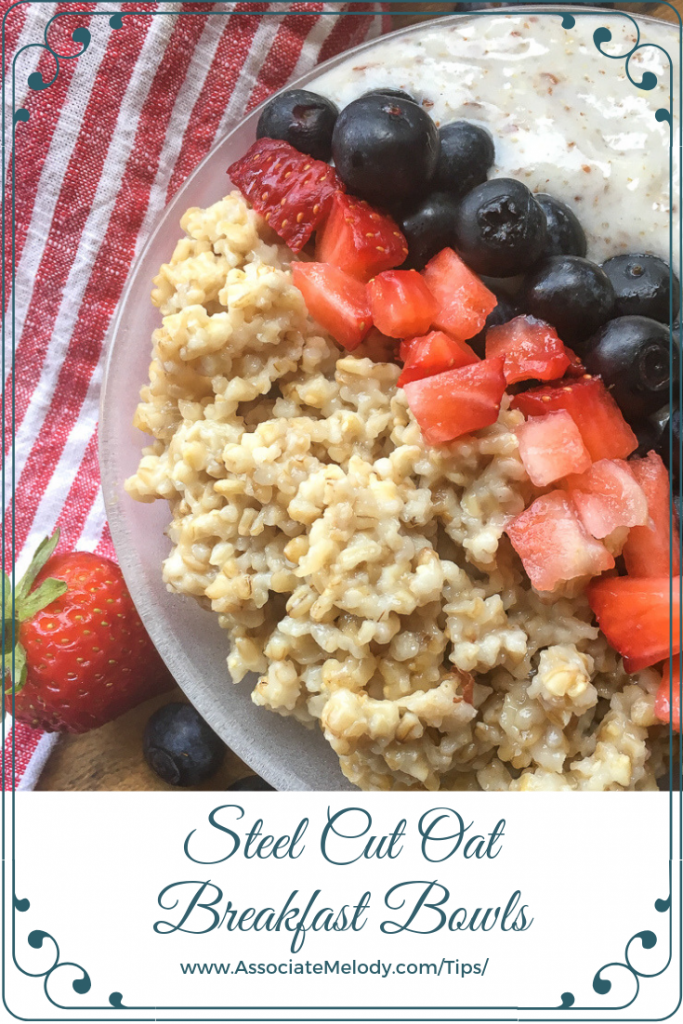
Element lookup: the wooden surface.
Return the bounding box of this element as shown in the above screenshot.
[36,688,252,791]
[38,0,681,792]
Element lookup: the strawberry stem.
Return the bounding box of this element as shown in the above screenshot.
[5,643,27,695]
[2,530,67,695]
[15,531,61,603]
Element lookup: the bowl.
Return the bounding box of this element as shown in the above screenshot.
[100,7,676,791]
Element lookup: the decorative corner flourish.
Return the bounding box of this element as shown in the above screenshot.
[591,16,673,129]
[13,16,92,125]
[588,892,673,1011]
[591,927,660,1007]
[13,896,124,1010]
[560,891,671,1011]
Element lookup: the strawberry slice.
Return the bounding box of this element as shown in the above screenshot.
[623,452,681,577]
[315,193,408,280]
[566,459,649,539]
[368,269,437,339]
[421,248,497,344]
[227,138,344,252]
[506,490,614,592]
[485,315,571,385]
[511,375,638,462]
[588,575,680,671]
[292,262,372,350]
[515,410,591,487]
[655,655,681,730]
[398,331,479,387]
[403,357,506,445]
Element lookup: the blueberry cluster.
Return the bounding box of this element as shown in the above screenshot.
[256,86,680,483]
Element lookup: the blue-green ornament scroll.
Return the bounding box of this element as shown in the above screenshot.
[13,894,125,1009]
[592,14,672,125]
[558,887,673,1009]
[13,10,91,125]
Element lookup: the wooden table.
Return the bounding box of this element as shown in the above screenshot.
[37,0,681,791]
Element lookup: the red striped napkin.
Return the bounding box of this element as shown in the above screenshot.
[2,0,389,790]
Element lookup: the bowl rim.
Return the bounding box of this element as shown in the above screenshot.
[99,4,675,789]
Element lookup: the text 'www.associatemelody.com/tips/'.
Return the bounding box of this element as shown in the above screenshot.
[179,958,490,978]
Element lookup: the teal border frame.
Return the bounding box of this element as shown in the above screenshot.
[1,1,682,1019]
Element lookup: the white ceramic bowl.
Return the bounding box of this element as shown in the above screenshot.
[100,7,674,791]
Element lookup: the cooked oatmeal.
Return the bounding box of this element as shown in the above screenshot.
[125,191,669,791]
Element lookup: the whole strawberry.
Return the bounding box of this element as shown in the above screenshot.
[4,532,174,732]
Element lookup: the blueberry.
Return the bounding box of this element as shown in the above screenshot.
[468,285,517,357]
[583,316,673,420]
[455,178,547,277]
[673,408,682,483]
[601,253,680,324]
[535,193,587,259]
[398,192,459,269]
[256,89,338,162]
[361,88,417,105]
[227,775,275,792]
[661,406,682,482]
[520,255,614,349]
[633,417,665,460]
[434,121,494,197]
[143,703,225,787]
[331,94,439,207]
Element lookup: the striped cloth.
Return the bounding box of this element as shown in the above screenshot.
[2,0,389,790]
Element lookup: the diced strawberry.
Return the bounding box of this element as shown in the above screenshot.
[588,575,680,671]
[403,357,506,445]
[623,452,681,577]
[506,490,614,592]
[564,346,587,378]
[398,331,479,387]
[227,139,343,252]
[567,459,648,539]
[292,262,372,350]
[511,375,638,462]
[485,315,571,385]
[515,410,591,487]
[421,248,497,344]
[368,269,437,338]
[399,332,479,366]
[655,656,681,730]
[315,193,409,281]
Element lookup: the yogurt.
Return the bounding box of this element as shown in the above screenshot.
[310,11,679,272]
